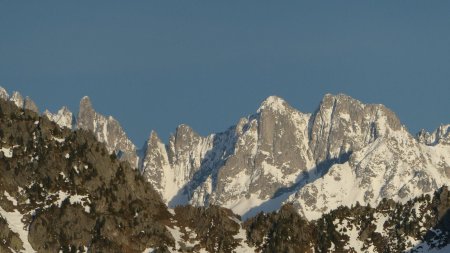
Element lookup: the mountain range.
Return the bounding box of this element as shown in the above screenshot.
[0,86,449,252]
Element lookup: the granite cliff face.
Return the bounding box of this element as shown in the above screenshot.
[4,87,448,222]
[0,88,39,113]
[77,96,139,168]
[417,124,450,146]
[142,94,450,220]
[287,95,450,219]
[43,106,73,129]
[1,86,450,252]
[141,96,315,214]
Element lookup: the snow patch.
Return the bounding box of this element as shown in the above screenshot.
[234,226,257,253]
[1,147,13,158]
[4,191,18,206]
[54,191,91,213]
[52,136,65,143]
[0,206,36,252]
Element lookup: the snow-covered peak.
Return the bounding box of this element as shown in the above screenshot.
[324,92,359,100]
[417,124,450,145]
[436,124,450,142]
[318,93,366,112]
[133,92,450,225]
[310,93,406,164]
[44,106,73,129]
[2,89,38,113]
[0,86,9,100]
[175,123,195,134]
[79,96,93,112]
[257,95,290,114]
[6,90,39,113]
[77,96,138,168]
[148,130,163,146]
[171,124,202,150]
[24,96,39,113]
[10,91,24,108]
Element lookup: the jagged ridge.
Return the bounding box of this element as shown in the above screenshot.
[3,87,449,222]
[1,86,450,252]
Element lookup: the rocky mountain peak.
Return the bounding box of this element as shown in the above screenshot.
[141,130,174,202]
[80,96,93,110]
[170,124,202,152]
[436,124,450,144]
[257,95,291,114]
[2,86,450,252]
[1,86,40,114]
[77,96,95,131]
[310,93,405,164]
[23,96,39,113]
[77,96,138,168]
[6,90,39,113]
[0,98,175,252]
[147,130,164,148]
[43,106,73,129]
[175,123,195,135]
[10,91,24,108]
[417,128,430,142]
[141,93,441,221]
[0,86,9,100]
[417,124,450,145]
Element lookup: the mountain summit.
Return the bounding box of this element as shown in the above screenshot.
[1,86,450,252]
[141,94,449,220]
[77,96,139,168]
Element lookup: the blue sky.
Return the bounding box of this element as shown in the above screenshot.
[1,1,449,145]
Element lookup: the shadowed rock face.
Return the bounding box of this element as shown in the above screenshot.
[210,96,313,204]
[25,87,445,222]
[0,216,23,253]
[3,90,39,113]
[13,85,443,222]
[141,131,173,202]
[23,97,39,113]
[142,93,449,221]
[0,94,255,253]
[77,96,138,168]
[309,93,402,166]
[141,96,316,211]
[2,86,450,252]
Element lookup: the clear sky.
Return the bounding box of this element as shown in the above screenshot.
[1,1,449,146]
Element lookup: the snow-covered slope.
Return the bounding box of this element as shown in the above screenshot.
[417,124,450,146]
[141,96,316,215]
[287,95,450,220]
[289,132,450,219]
[43,106,73,129]
[0,87,8,100]
[2,85,448,224]
[2,85,450,252]
[142,93,450,221]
